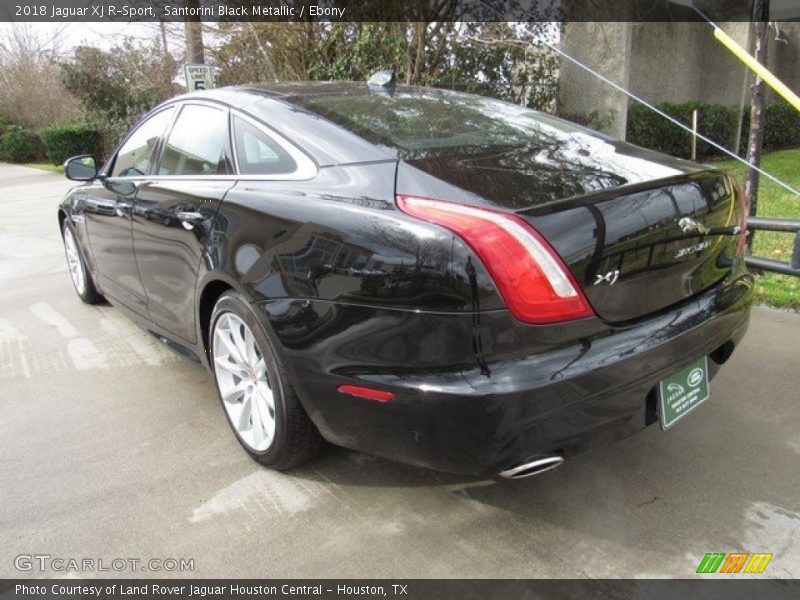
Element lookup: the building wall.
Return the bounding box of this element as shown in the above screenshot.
[629,22,752,106]
[558,22,633,139]
[559,21,800,140]
[628,22,708,104]
[769,22,800,104]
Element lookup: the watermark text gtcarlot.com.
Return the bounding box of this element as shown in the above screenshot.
[14,554,194,573]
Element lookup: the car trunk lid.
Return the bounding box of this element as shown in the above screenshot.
[517,172,743,322]
[398,136,744,323]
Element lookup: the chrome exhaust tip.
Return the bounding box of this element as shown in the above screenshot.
[499,455,565,479]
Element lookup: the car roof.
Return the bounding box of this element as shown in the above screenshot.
[167,82,404,166]
[235,80,383,97]
[178,80,432,103]
[241,80,457,100]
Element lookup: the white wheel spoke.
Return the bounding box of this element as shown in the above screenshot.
[250,393,266,447]
[253,358,267,380]
[256,381,275,412]
[253,381,275,442]
[216,325,246,365]
[229,322,250,365]
[239,394,253,432]
[214,355,249,377]
[244,328,258,366]
[222,379,248,404]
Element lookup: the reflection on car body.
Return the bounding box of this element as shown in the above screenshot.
[57,81,752,478]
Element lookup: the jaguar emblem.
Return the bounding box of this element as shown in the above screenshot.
[679,217,710,235]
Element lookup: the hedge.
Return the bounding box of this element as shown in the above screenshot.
[41,124,104,165]
[627,100,800,159]
[740,100,800,151]
[0,125,45,163]
[626,101,738,159]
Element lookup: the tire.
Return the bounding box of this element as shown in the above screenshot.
[209,291,322,470]
[62,220,103,304]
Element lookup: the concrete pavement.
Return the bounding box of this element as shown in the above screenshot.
[0,163,798,579]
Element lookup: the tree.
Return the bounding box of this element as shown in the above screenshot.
[208,22,559,112]
[0,25,81,129]
[184,0,205,64]
[744,0,769,252]
[60,39,180,155]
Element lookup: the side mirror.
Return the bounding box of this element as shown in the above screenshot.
[64,155,98,181]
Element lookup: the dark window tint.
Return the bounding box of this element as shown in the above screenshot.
[111,108,174,177]
[294,89,601,155]
[159,105,228,176]
[232,116,296,175]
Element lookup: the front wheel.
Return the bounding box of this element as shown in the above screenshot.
[62,220,103,304]
[210,291,322,470]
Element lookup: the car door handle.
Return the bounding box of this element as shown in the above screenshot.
[177,211,206,230]
[115,201,133,217]
[177,211,205,222]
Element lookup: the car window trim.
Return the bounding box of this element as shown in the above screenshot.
[106,100,318,182]
[106,100,229,181]
[229,109,318,181]
[152,101,234,178]
[148,105,181,177]
[105,105,178,179]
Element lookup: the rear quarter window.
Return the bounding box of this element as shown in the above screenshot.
[232,116,297,176]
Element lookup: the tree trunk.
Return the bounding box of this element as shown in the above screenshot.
[404,24,414,85]
[744,0,769,253]
[184,0,205,64]
[248,23,277,82]
[159,20,169,56]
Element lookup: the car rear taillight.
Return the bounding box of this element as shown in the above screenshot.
[396,195,595,324]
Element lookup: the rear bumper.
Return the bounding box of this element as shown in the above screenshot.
[258,271,753,476]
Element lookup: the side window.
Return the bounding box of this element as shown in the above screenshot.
[111,108,174,177]
[158,105,229,176]
[232,116,297,176]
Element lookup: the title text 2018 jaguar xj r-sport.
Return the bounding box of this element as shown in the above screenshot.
[58,80,752,479]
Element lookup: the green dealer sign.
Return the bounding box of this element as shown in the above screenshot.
[658,356,710,429]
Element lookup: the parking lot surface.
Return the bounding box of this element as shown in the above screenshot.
[1,163,798,578]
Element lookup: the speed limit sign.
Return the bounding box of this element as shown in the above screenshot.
[184,64,214,92]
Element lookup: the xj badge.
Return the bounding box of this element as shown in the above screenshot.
[594,270,620,286]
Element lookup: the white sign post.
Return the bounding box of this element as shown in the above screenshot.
[184,64,214,92]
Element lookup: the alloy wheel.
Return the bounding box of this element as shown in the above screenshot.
[212,312,276,452]
[63,226,85,295]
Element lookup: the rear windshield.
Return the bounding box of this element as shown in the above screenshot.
[292,88,600,155]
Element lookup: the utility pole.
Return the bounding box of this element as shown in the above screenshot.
[744,0,769,253]
[184,0,205,64]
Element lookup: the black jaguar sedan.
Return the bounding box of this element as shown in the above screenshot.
[58,79,752,478]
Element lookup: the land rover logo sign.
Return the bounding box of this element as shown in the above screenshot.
[658,357,710,429]
[184,65,214,92]
[687,368,704,387]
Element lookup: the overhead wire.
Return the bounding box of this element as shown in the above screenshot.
[544,41,800,197]
[471,0,800,197]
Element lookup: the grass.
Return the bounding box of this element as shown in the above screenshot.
[22,162,63,174]
[715,148,800,310]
